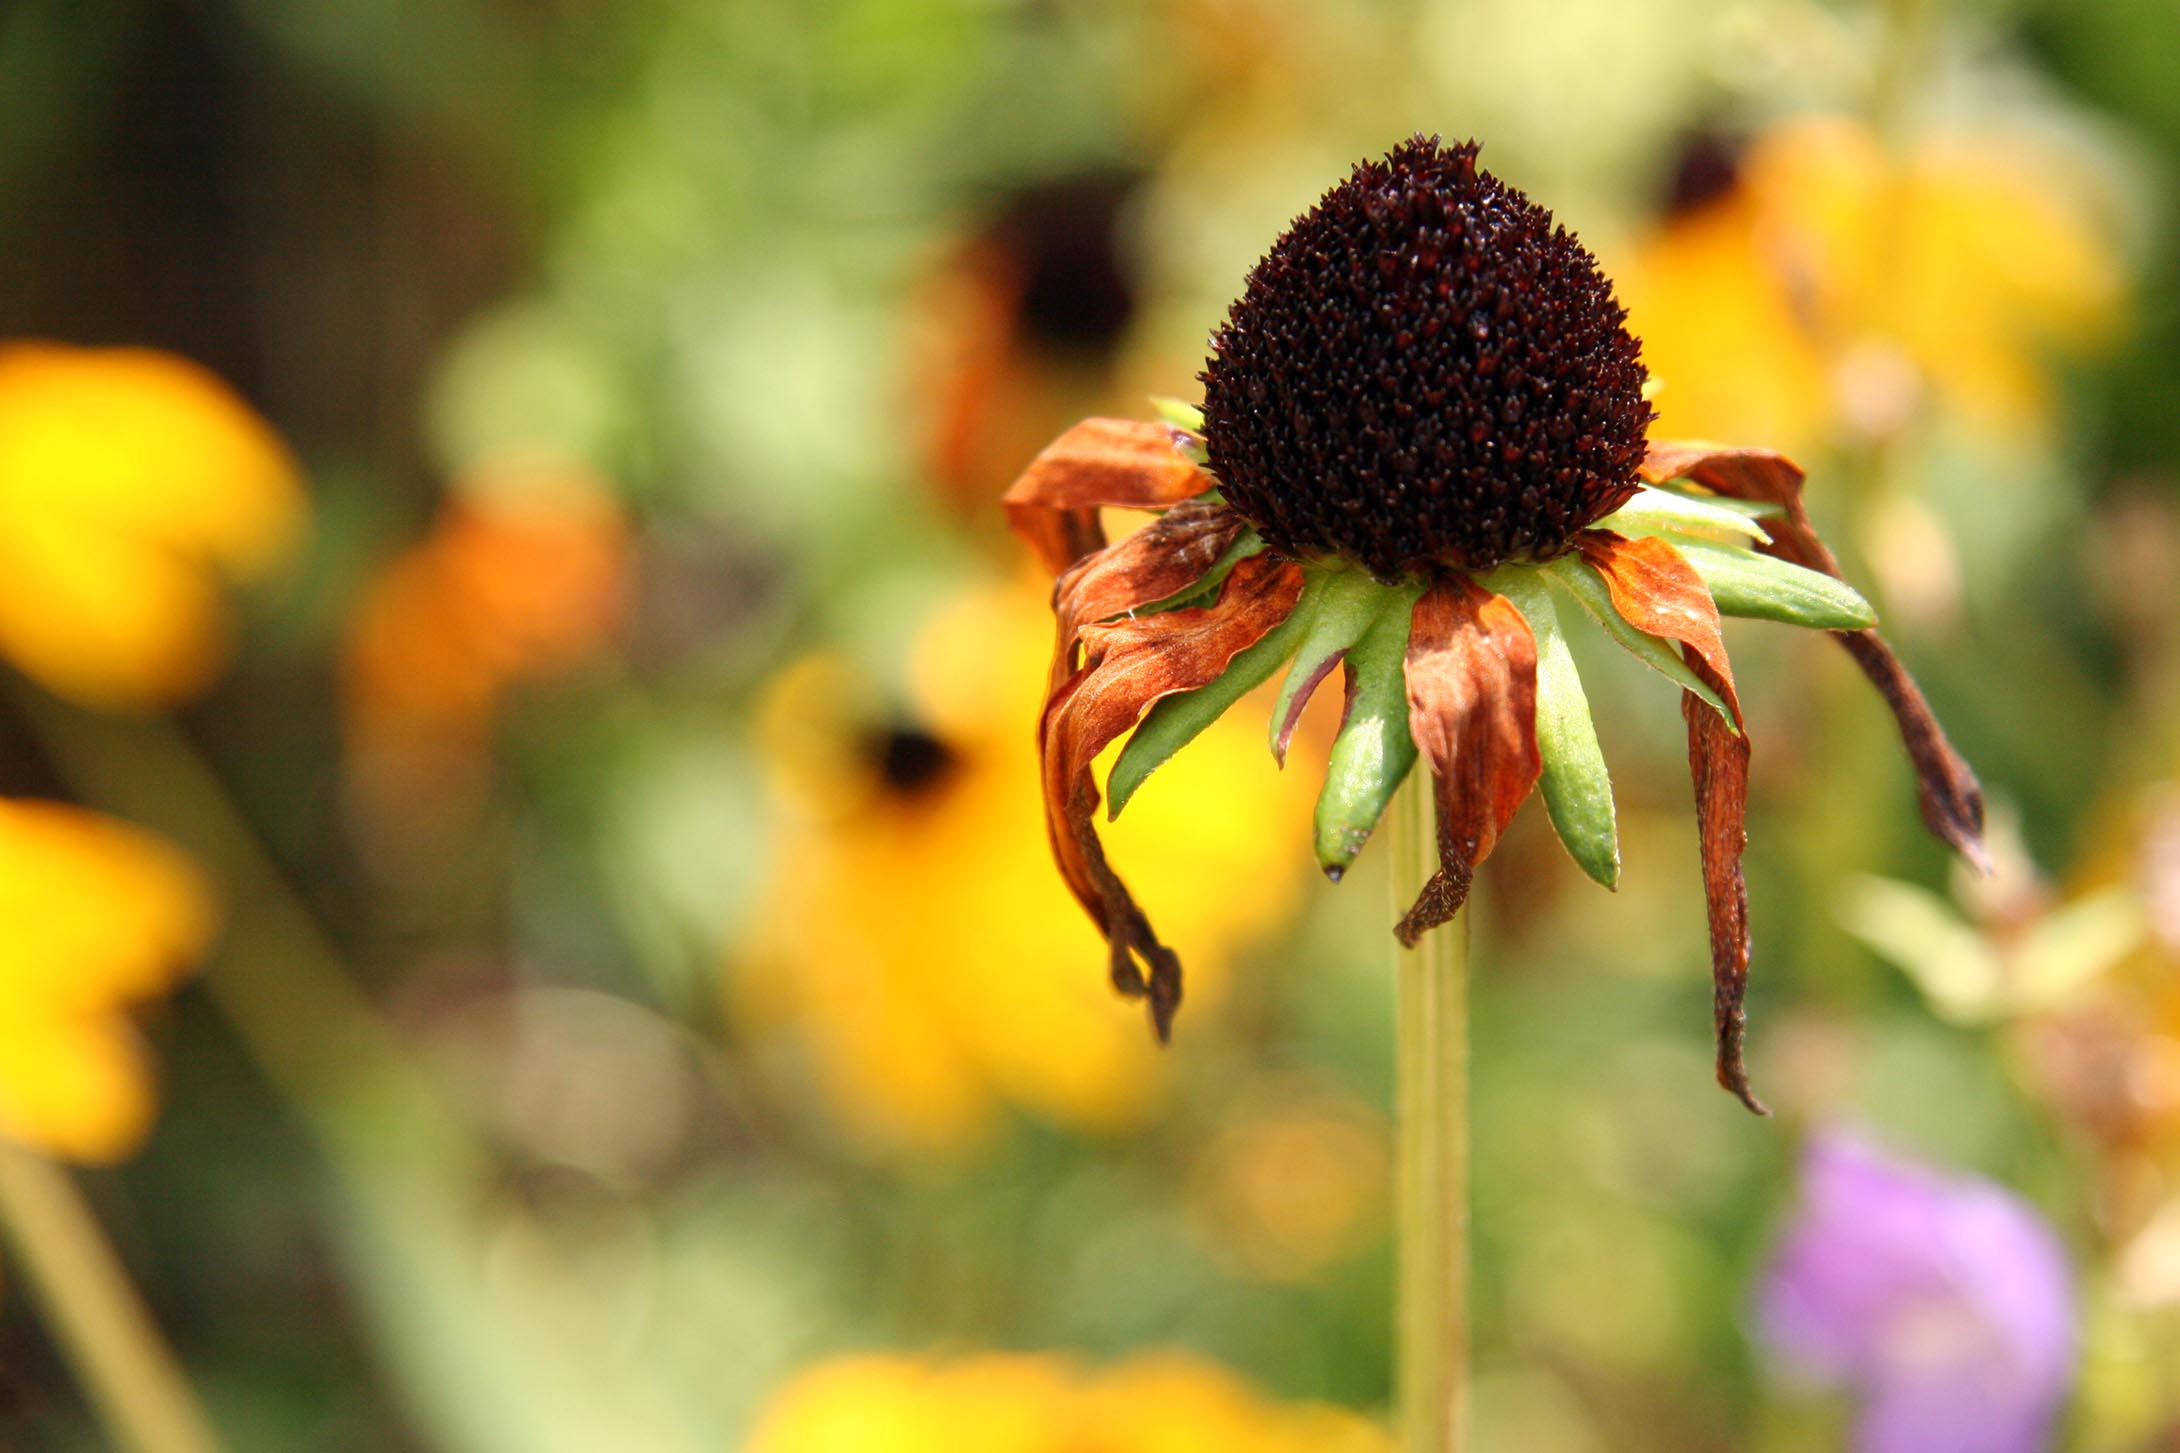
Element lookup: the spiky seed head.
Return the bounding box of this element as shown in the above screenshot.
[1200,136,1653,576]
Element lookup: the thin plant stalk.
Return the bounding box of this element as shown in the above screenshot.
[0,1140,224,1453]
[1391,773,1469,1453]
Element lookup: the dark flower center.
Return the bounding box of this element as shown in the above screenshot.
[1199,136,1653,576]
[1660,127,1744,219]
[868,725,958,796]
[992,173,1142,353]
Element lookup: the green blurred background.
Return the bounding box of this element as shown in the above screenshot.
[1,0,2177,1448]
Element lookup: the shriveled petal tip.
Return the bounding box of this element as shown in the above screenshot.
[1038,551,1305,1036]
[1003,417,1216,574]
[1681,648,1767,1115]
[1642,440,1988,871]
[1395,579,1541,946]
[1836,633,1991,874]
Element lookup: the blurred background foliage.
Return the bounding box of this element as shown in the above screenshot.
[0,0,2177,1448]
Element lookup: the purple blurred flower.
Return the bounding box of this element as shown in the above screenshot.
[1755,1132,2077,1453]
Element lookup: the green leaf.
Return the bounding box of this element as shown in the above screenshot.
[1267,568,1392,764]
[1107,598,1312,817]
[1669,539,1878,630]
[1484,568,1619,888]
[1126,529,1265,617]
[1540,556,1734,729]
[1313,580,1425,877]
[1596,486,1771,545]
[1150,396,1206,434]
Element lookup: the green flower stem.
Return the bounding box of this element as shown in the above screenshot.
[0,1140,224,1453]
[1391,773,1469,1453]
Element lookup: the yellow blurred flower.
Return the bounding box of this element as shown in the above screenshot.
[745,1349,1385,1453]
[341,459,627,822]
[0,799,214,1161]
[735,575,1317,1152]
[1620,116,2126,454]
[0,343,304,706]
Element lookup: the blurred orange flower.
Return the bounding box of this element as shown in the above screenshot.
[0,343,304,706]
[1187,1078,1386,1283]
[735,576,1316,1153]
[745,1349,1385,1453]
[911,173,1145,515]
[341,461,628,818]
[0,799,214,1161]
[1620,116,2125,454]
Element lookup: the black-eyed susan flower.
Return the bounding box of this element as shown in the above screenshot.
[0,343,304,707]
[1006,138,1988,1109]
[913,171,1146,514]
[734,580,1315,1152]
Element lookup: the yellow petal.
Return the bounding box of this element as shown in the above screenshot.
[0,1004,157,1163]
[0,799,214,1011]
[0,344,303,575]
[1614,193,1830,450]
[0,510,231,706]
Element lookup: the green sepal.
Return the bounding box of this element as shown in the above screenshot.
[1267,568,1391,764]
[1126,529,1265,618]
[1596,486,1771,545]
[1313,578,1425,878]
[1539,556,1736,731]
[1642,482,1783,519]
[1107,595,1312,818]
[1148,399,1209,465]
[1669,539,1878,630]
[1150,396,1206,434]
[1484,568,1619,888]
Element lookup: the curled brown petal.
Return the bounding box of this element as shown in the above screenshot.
[1680,649,1766,1115]
[1640,440,1988,870]
[1049,498,1247,694]
[1039,551,1305,1036]
[1578,530,1739,720]
[1395,579,1541,946]
[1002,417,1216,573]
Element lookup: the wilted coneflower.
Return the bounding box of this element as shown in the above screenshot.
[1004,136,1987,1110]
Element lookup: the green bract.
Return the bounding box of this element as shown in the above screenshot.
[1599,486,1772,546]
[1150,397,1207,434]
[1090,437,1909,901]
[1482,568,1618,888]
[1539,555,1736,729]
[1095,453,1878,888]
[1668,540,1877,630]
